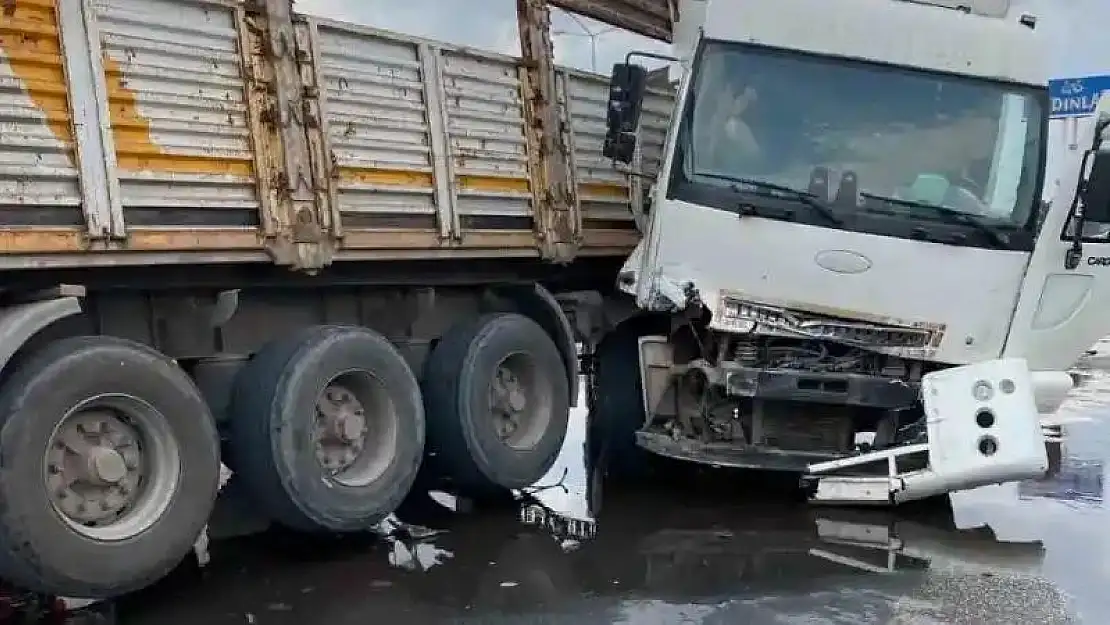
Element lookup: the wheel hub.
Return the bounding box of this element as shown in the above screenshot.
[88,447,128,484]
[315,384,368,473]
[337,412,366,442]
[46,411,143,528]
[491,365,528,440]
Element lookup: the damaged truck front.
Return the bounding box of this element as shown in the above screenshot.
[588,0,1110,505]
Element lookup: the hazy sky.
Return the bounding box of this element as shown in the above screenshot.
[296,0,1100,78]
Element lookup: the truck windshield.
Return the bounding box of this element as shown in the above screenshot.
[668,41,1046,250]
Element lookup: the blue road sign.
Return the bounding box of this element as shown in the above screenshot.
[1049,75,1110,119]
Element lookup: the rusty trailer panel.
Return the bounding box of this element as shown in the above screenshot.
[442,49,535,232]
[0,0,675,271]
[562,71,632,229]
[97,0,259,229]
[315,24,443,235]
[639,82,672,177]
[0,0,85,231]
[561,69,669,229]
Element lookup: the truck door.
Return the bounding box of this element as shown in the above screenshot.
[1005,96,1110,371]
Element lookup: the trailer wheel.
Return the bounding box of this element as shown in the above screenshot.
[0,336,220,598]
[227,326,425,532]
[422,313,569,494]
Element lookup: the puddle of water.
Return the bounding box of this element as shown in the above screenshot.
[41,371,1110,624]
[97,479,1067,625]
[948,369,1110,624]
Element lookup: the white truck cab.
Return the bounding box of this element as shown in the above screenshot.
[596,0,1110,504]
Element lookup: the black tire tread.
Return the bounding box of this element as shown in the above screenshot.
[0,335,220,598]
[590,317,666,479]
[422,313,569,493]
[228,325,336,531]
[228,325,424,532]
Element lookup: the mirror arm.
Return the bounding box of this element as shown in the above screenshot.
[1066,151,1093,271]
[624,51,680,66]
[1065,222,1084,270]
[1065,119,1110,270]
[612,162,654,178]
[1097,118,1110,143]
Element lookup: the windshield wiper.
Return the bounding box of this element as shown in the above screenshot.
[697,173,844,226]
[861,192,1011,249]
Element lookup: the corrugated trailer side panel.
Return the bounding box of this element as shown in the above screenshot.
[563,72,632,229]
[0,0,84,238]
[441,48,534,231]
[562,70,670,233]
[97,0,260,230]
[315,23,444,243]
[309,18,663,258]
[313,21,550,254]
[0,0,266,262]
[639,83,672,182]
[0,0,675,269]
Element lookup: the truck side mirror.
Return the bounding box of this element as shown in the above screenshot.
[602,63,647,164]
[1081,151,1110,224]
[1064,90,1110,269]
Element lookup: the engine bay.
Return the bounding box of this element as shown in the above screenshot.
[636,320,936,471]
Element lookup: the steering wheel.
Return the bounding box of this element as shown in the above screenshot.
[896,172,990,216]
[954,174,985,198]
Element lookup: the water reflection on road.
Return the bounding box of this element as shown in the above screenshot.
[63,371,1110,624]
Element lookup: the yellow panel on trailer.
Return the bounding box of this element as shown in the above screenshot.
[0,0,673,272]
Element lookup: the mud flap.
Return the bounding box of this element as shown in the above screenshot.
[805,358,1049,506]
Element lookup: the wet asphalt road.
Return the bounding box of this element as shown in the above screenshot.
[55,366,1110,625]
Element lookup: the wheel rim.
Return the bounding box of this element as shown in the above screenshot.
[44,394,182,542]
[488,352,553,450]
[313,370,399,487]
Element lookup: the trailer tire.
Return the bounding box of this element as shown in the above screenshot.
[227,326,425,532]
[0,336,220,598]
[422,313,569,494]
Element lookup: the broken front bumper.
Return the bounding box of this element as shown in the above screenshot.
[806,358,1050,505]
